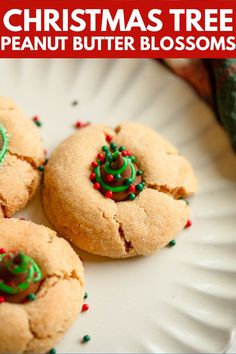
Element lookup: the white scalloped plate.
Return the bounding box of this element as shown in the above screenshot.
[0,59,236,354]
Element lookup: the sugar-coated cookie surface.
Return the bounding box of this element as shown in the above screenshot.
[0,218,84,354]
[0,97,45,217]
[43,122,197,258]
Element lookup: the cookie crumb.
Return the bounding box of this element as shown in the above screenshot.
[71,100,79,106]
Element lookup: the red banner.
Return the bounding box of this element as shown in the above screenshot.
[0,0,235,58]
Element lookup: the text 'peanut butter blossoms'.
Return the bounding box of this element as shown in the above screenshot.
[90,141,144,202]
[0,250,42,303]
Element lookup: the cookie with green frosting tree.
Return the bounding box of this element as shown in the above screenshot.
[0,97,45,217]
[0,218,84,354]
[43,122,197,258]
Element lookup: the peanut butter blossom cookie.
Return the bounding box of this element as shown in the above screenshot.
[0,218,84,354]
[43,122,197,258]
[0,97,45,218]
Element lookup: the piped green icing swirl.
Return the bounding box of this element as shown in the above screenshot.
[0,123,9,165]
[90,141,144,202]
[95,154,136,192]
[104,155,128,175]
[0,252,42,295]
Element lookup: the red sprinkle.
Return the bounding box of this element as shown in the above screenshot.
[0,248,6,254]
[6,281,14,287]
[122,150,128,157]
[107,174,114,182]
[106,134,113,143]
[105,191,113,198]
[93,182,101,190]
[21,299,29,304]
[75,121,83,128]
[32,115,39,122]
[82,304,89,312]
[185,219,192,228]
[91,161,98,168]
[97,153,105,163]
[75,121,90,129]
[90,173,96,181]
[0,296,6,304]
[129,185,135,193]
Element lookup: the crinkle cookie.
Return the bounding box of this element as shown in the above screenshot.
[42,122,197,258]
[0,97,45,217]
[0,218,84,354]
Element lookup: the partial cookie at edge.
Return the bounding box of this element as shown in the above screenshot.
[0,97,45,217]
[0,218,84,354]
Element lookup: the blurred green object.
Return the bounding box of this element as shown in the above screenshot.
[211,59,236,150]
